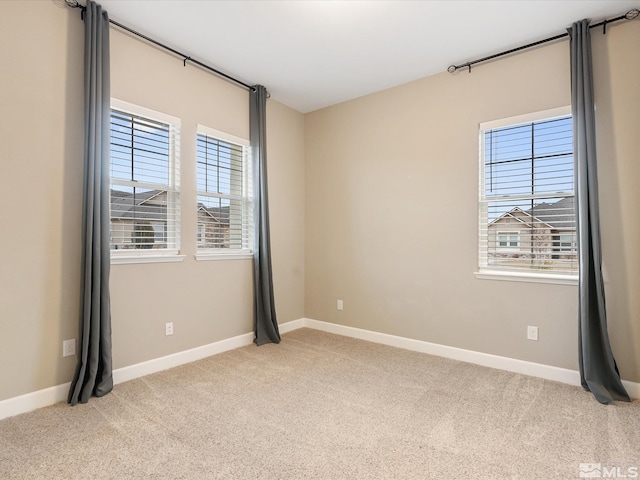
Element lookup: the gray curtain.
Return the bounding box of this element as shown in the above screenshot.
[569,20,629,405]
[68,0,113,405]
[250,85,280,345]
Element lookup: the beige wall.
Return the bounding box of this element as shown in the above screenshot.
[592,21,640,384]
[0,2,84,402]
[0,1,305,401]
[1,0,637,404]
[304,22,640,383]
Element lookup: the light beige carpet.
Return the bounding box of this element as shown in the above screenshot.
[0,328,638,479]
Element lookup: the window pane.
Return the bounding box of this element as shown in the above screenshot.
[196,130,252,252]
[197,195,230,249]
[485,117,573,198]
[484,196,577,273]
[110,111,170,185]
[110,105,179,253]
[480,113,576,275]
[110,186,170,250]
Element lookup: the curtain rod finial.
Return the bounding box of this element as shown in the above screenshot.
[626,8,639,20]
[447,65,457,74]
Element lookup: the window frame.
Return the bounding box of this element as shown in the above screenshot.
[497,231,519,249]
[194,125,253,262]
[475,106,577,286]
[556,233,577,253]
[109,99,185,265]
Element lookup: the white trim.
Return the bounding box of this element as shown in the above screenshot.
[3,318,638,420]
[278,318,306,334]
[300,318,640,399]
[111,98,181,126]
[112,331,256,384]
[475,269,578,285]
[622,380,640,401]
[111,254,186,265]
[480,105,571,131]
[114,319,302,386]
[0,383,71,421]
[195,252,253,261]
[196,124,249,147]
[0,319,301,420]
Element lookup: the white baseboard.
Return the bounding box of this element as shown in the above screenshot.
[112,331,256,384]
[2,317,637,420]
[0,320,301,420]
[0,383,71,421]
[114,318,306,384]
[278,318,306,334]
[301,318,640,400]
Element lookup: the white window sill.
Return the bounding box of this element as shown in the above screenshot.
[195,252,253,261]
[111,254,186,265]
[474,269,578,286]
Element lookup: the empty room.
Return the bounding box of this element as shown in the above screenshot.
[1,0,639,478]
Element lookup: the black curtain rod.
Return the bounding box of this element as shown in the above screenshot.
[448,8,639,74]
[65,0,255,91]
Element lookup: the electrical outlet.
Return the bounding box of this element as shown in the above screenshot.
[337,299,344,311]
[527,326,539,341]
[165,322,174,336]
[63,339,76,357]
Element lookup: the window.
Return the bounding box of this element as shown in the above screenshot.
[478,107,577,280]
[197,223,206,245]
[196,125,252,256]
[554,233,578,254]
[109,100,181,258]
[556,233,577,253]
[497,232,519,249]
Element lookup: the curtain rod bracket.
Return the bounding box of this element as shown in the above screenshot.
[625,8,639,20]
[63,0,257,92]
[64,0,86,19]
[446,8,638,74]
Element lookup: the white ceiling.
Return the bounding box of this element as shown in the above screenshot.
[96,0,639,113]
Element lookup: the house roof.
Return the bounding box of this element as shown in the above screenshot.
[111,189,166,221]
[489,197,575,231]
[527,197,575,230]
[197,203,231,224]
[110,190,231,224]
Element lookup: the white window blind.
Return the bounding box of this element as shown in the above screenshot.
[479,108,577,276]
[196,126,252,253]
[109,101,181,254]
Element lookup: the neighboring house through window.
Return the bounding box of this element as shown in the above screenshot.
[478,107,577,278]
[497,231,519,249]
[197,223,206,245]
[196,125,252,257]
[109,100,181,256]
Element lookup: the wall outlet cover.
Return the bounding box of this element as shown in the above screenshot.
[62,339,76,357]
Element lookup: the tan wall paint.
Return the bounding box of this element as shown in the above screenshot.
[267,101,306,325]
[304,22,640,382]
[0,1,305,401]
[592,22,640,384]
[0,2,84,402]
[0,0,636,403]
[109,25,306,368]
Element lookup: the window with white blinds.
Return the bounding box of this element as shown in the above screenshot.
[109,100,181,255]
[196,126,252,254]
[478,107,577,277]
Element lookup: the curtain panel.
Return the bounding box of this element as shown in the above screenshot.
[68,0,113,405]
[250,85,280,346]
[569,19,629,405]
